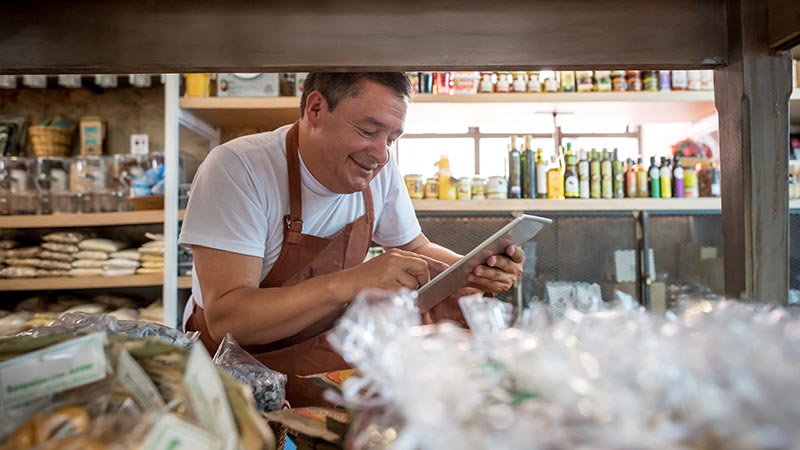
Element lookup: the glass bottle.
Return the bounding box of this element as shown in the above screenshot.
[625,158,637,198]
[546,155,564,200]
[564,147,579,198]
[507,136,521,199]
[672,155,685,198]
[578,149,590,199]
[601,149,613,199]
[648,156,661,198]
[612,148,624,198]
[660,156,673,198]
[589,149,601,199]
[535,149,548,198]
[636,157,649,198]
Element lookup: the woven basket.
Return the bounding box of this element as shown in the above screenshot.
[129,195,164,210]
[263,401,291,450]
[29,125,74,157]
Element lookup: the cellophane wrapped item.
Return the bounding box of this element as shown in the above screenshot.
[214,333,287,412]
[329,290,800,450]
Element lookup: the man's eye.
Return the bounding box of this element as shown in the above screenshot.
[359,129,377,137]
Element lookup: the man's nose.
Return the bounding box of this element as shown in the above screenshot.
[367,140,390,166]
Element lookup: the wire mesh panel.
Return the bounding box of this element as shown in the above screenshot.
[790,212,800,292]
[646,213,724,309]
[417,211,640,305]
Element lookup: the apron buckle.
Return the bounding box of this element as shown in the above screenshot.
[284,215,303,232]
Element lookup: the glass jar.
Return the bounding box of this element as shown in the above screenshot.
[457,177,472,200]
[495,72,511,93]
[36,157,71,214]
[0,157,37,214]
[478,72,494,93]
[511,72,527,93]
[526,72,542,93]
[71,156,109,213]
[110,154,148,211]
[424,177,439,199]
[626,70,642,91]
[487,176,508,199]
[471,176,487,199]
[403,174,424,199]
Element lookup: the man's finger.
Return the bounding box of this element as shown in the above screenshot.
[506,245,526,263]
[412,253,450,276]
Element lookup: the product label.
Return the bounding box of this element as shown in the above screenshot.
[0,333,108,408]
[536,166,548,194]
[565,176,579,196]
[143,414,222,450]
[184,345,239,450]
[117,349,165,411]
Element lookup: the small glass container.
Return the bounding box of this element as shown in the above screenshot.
[1,157,37,214]
[457,177,472,200]
[403,174,424,199]
[471,176,487,199]
[424,177,439,199]
[36,157,71,215]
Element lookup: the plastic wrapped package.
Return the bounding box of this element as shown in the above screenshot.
[213,333,287,412]
[330,291,800,450]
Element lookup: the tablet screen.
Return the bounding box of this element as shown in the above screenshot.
[415,214,551,312]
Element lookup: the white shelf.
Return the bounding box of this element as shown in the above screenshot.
[180,91,719,129]
[0,210,186,229]
[413,198,723,212]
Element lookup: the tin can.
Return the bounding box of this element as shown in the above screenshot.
[424,177,439,199]
[471,176,487,199]
[642,71,659,91]
[403,174,424,199]
[687,70,702,90]
[487,176,508,199]
[457,177,472,200]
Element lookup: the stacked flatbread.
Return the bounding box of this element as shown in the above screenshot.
[136,232,164,274]
[105,248,141,276]
[69,238,125,277]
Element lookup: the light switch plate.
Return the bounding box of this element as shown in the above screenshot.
[130,134,149,156]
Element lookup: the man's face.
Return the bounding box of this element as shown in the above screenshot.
[308,79,407,193]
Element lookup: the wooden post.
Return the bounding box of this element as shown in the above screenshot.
[715,0,794,304]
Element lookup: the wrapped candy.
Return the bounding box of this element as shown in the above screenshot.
[330,290,800,450]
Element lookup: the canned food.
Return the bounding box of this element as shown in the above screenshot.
[487,176,508,199]
[403,174,424,199]
[424,177,439,199]
[457,177,472,200]
[471,176,487,199]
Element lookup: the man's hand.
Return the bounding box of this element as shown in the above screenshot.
[338,249,449,299]
[466,244,525,293]
[421,286,482,327]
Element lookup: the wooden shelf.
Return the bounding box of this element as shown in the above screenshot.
[412,198,724,212]
[0,274,167,291]
[180,91,719,129]
[791,88,800,124]
[0,210,186,229]
[178,276,192,289]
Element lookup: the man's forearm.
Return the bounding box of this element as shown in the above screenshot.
[410,242,462,266]
[203,271,352,346]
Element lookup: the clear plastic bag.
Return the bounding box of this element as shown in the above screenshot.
[213,333,287,412]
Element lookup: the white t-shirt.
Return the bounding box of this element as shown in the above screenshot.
[178,124,421,327]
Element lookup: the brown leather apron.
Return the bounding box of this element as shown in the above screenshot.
[186,121,375,407]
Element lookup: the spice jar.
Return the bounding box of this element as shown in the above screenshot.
[487,176,508,199]
[471,176,487,199]
[403,174,424,199]
[457,177,472,200]
[626,70,642,91]
[424,177,439,199]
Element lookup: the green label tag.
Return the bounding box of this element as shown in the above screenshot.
[116,349,165,411]
[183,344,240,450]
[0,332,108,408]
[143,414,222,450]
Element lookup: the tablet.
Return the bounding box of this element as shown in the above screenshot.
[415,214,552,312]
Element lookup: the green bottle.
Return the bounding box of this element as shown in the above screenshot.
[600,148,613,199]
[648,156,661,198]
[612,148,624,198]
[589,149,601,199]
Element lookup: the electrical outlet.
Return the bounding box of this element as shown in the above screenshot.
[130,134,149,156]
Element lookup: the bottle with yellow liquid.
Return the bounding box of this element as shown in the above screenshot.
[546,155,565,199]
[436,155,457,200]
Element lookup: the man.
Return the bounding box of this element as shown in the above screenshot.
[181,72,524,406]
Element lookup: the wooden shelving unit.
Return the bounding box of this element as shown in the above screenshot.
[180,91,721,129]
[0,210,186,229]
[0,275,193,291]
[413,198,800,212]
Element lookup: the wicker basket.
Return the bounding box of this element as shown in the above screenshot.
[29,125,74,157]
[129,195,164,210]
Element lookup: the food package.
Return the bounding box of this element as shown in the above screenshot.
[109,249,140,261]
[78,239,124,253]
[42,232,85,244]
[3,247,40,259]
[41,243,79,254]
[72,250,110,261]
[213,333,287,412]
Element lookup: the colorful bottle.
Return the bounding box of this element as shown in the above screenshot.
[625,158,637,198]
[507,136,522,199]
[648,156,661,198]
[521,135,535,198]
[672,155,685,198]
[564,149,579,198]
[535,148,548,198]
[578,149,590,199]
[684,164,699,198]
[546,155,565,199]
[612,148,624,198]
[437,155,456,200]
[710,162,721,197]
[636,157,649,198]
[589,149,601,199]
[660,157,672,198]
[601,149,613,199]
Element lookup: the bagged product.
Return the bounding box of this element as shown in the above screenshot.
[78,239,125,253]
[41,243,79,254]
[42,231,85,244]
[213,333,287,412]
[72,259,108,269]
[72,251,109,261]
[39,250,73,262]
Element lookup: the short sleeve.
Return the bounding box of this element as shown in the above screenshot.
[372,158,422,247]
[178,146,268,258]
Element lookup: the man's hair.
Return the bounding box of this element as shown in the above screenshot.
[299,73,412,117]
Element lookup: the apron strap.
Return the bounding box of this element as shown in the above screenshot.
[284,121,303,232]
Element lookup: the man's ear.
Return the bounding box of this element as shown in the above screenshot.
[303,91,326,126]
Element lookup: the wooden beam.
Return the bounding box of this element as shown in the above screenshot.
[716,0,793,304]
[768,0,800,50]
[1,0,726,73]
